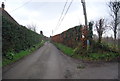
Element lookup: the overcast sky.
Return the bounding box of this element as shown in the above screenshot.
[1,0,113,37]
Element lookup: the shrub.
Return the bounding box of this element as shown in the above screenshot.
[74,43,88,56]
[90,41,118,53]
[5,52,15,60]
[2,16,42,56]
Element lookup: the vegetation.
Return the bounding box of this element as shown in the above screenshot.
[95,18,108,43]
[52,18,119,62]
[72,52,119,61]
[27,24,37,32]
[2,11,46,67]
[2,16,43,56]
[53,42,120,62]
[2,41,45,67]
[52,25,82,48]
[74,40,120,61]
[54,43,74,56]
[108,0,120,40]
[88,22,93,46]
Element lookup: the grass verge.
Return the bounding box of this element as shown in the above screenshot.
[2,40,45,67]
[53,42,120,62]
[54,43,74,56]
[72,52,119,61]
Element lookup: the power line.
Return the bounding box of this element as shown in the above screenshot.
[10,0,32,13]
[55,0,68,30]
[54,0,74,33]
[58,0,73,27]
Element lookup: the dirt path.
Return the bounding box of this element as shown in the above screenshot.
[3,42,118,79]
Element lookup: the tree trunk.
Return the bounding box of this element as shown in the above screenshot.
[98,37,101,43]
[98,34,102,43]
[114,18,117,46]
[114,12,117,40]
[114,30,117,40]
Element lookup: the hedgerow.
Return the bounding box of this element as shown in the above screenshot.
[2,16,42,56]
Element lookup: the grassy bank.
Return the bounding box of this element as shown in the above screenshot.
[3,15,43,57]
[2,40,45,67]
[72,52,119,61]
[54,43,74,56]
[54,42,119,62]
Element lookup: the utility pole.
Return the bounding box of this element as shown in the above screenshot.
[81,0,87,26]
[81,0,89,50]
[52,30,53,36]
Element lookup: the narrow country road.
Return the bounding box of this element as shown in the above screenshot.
[3,42,118,79]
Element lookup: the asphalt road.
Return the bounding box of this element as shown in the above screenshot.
[3,42,118,79]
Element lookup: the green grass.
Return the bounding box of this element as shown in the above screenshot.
[53,42,120,62]
[72,52,120,61]
[88,52,119,61]
[2,40,45,67]
[2,50,30,67]
[54,43,74,56]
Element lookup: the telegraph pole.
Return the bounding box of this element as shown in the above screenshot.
[81,0,87,26]
[81,0,89,50]
[52,30,53,36]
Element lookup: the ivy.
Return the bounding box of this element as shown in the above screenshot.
[2,16,42,56]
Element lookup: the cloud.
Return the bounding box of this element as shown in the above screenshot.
[3,0,112,37]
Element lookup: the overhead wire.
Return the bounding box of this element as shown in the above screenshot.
[58,0,73,28]
[10,0,32,13]
[55,0,68,30]
[54,0,74,34]
[7,0,74,36]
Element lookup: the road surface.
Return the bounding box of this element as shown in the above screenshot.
[3,42,118,79]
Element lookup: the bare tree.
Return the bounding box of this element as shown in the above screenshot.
[27,24,36,32]
[108,0,120,40]
[95,18,107,43]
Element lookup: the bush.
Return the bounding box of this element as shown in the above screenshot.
[88,52,120,61]
[90,41,118,53]
[74,43,88,56]
[2,16,42,56]
[5,52,15,60]
[73,40,120,61]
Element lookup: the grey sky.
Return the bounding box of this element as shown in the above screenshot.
[1,0,112,37]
